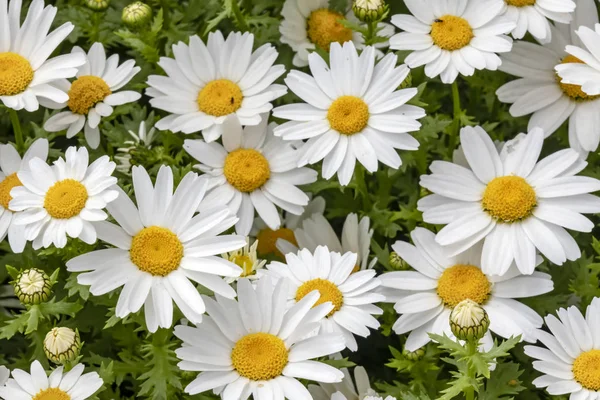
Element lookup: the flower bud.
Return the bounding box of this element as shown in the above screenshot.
[44,327,81,364]
[403,347,425,361]
[399,71,413,89]
[389,252,409,270]
[450,299,490,342]
[85,0,110,11]
[122,1,152,29]
[13,269,52,305]
[352,0,388,23]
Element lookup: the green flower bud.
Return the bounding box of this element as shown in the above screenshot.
[450,299,490,342]
[399,71,413,89]
[122,1,152,29]
[44,327,81,364]
[85,0,110,11]
[389,252,409,270]
[13,268,52,305]
[352,0,388,23]
[403,347,425,361]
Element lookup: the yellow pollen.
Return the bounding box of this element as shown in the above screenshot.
[232,254,255,277]
[67,76,111,115]
[223,149,270,193]
[557,55,600,101]
[0,173,22,211]
[505,0,535,6]
[130,226,183,276]
[437,264,491,307]
[296,278,343,317]
[430,15,474,51]
[573,350,600,391]
[352,264,361,274]
[197,79,243,117]
[0,52,34,96]
[32,388,71,400]
[328,96,370,135]
[231,333,288,381]
[307,8,353,51]
[482,176,537,222]
[256,228,298,258]
[44,179,88,219]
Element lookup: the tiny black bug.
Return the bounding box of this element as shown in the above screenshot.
[435,19,443,23]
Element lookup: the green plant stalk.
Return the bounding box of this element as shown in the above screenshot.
[449,80,461,156]
[465,339,478,400]
[231,0,249,32]
[365,21,377,45]
[9,109,24,152]
[160,0,170,26]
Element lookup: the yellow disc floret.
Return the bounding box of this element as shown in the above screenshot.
[231,333,288,381]
[0,52,34,96]
[573,350,600,391]
[44,179,89,219]
[232,254,254,277]
[223,149,271,193]
[505,0,536,6]
[307,8,353,51]
[197,79,243,117]
[256,228,298,258]
[296,278,343,317]
[437,264,491,307]
[482,176,537,222]
[430,15,474,51]
[67,76,112,115]
[130,226,183,276]
[0,173,23,211]
[33,388,71,400]
[557,55,600,101]
[328,96,370,135]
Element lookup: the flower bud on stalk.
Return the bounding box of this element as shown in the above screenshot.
[85,0,110,11]
[389,252,409,270]
[353,0,388,23]
[13,269,52,305]
[403,347,425,361]
[122,1,152,29]
[450,299,490,342]
[44,327,81,364]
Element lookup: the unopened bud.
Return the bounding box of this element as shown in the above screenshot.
[450,299,490,342]
[389,252,409,270]
[400,71,413,89]
[403,347,425,361]
[13,269,52,305]
[44,327,81,364]
[353,0,388,23]
[85,0,110,11]
[122,1,152,29]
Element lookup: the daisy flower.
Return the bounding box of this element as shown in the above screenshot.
[273,42,424,186]
[264,246,385,351]
[173,278,346,398]
[379,227,552,351]
[0,138,48,253]
[418,126,600,276]
[66,165,246,332]
[525,298,600,399]
[497,0,600,155]
[9,146,118,249]
[309,366,379,400]
[501,0,575,43]
[115,120,158,174]
[184,114,317,237]
[0,0,85,111]
[43,42,141,149]
[146,31,287,142]
[556,23,600,98]
[0,366,7,386]
[221,239,267,283]
[279,0,394,68]
[0,360,103,400]
[389,0,515,84]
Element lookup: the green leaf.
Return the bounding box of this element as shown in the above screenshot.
[479,363,526,400]
[483,336,521,363]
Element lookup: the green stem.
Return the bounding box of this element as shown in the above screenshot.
[160,0,170,27]
[231,0,249,32]
[9,109,24,152]
[365,21,377,45]
[465,339,478,400]
[449,80,461,157]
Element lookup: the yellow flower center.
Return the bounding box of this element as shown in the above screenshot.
[430,15,474,51]
[573,350,600,391]
[352,265,361,273]
[505,0,535,6]
[44,179,89,219]
[256,228,298,258]
[307,8,353,51]
[0,52,34,96]
[223,149,270,193]
[0,173,23,211]
[33,388,71,400]
[231,332,288,381]
[482,176,537,222]
[327,96,370,135]
[67,76,112,115]
[557,55,600,101]
[437,264,491,307]
[130,226,183,276]
[197,79,243,117]
[232,254,255,277]
[295,278,343,317]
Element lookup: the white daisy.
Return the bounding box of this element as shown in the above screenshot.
[379,227,552,351]
[43,42,141,149]
[498,0,600,156]
[146,31,287,142]
[279,0,395,68]
[389,0,515,84]
[273,41,424,186]
[173,278,346,398]
[418,126,600,276]
[0,360,103,400]
[525,298,600,399]
[0,138,48,253]
[115,120,158,174]
[501,0,575,43]
[66,165,246,332]
[309,365,379,400]
[221,239,267,283]
[0,0,85,111]
[9,146,118,249]
[264,246,385,351]
[0,366,8,386]
[184,114,317,237]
